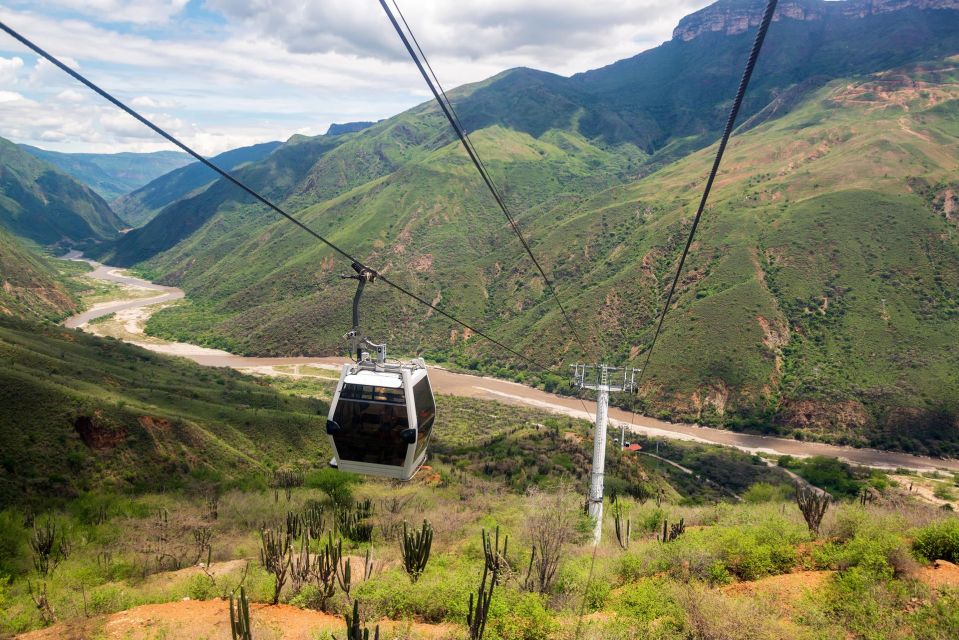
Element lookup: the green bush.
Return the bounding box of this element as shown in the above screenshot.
[610,577,683,632]
[305,468,357,506]
[742,482,790,503]
[187,574,217,600]
[0,510,26,575]
[489,591,557,640]
[913,519,959,563]
[352,556,476,623]
[816,522,912,578]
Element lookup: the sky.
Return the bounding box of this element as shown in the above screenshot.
[0,0,713,155]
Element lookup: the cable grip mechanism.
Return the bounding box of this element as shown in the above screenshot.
[341,262,386,364]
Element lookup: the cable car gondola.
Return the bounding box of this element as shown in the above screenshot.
[326,263,436,480]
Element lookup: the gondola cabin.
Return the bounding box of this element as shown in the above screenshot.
[326,359,435,480]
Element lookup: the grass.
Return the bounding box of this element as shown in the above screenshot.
[2,471,957,639]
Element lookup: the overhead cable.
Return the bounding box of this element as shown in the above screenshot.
[0,19,560,375]
[634,0,780,389]
[380,0,597,361]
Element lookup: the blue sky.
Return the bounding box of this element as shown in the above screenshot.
[0,0,711,155]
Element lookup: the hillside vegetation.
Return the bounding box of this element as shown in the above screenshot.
[112,141,281,228]
[0,136,123,245]
[20,147,191,203]
[0,231,80,321]
[0,315,327,506]
[133,57,959,455]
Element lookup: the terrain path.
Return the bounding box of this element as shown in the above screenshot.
[16,599,453,640]
[62,257,959,474]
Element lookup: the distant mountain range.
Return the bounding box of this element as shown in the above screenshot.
[21,146,191,202]
[113,141,281,227]
[1,0,957,455]
[0,136,124,245]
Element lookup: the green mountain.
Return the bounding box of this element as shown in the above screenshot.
[21,146,191,202]
[0,136,124,245]
[95,1,959,455]
[112,141,282,227]
[0,229,79,321]
[0,314,327,505]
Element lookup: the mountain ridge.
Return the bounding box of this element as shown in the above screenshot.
[0,136,124,245]
[20,146,191,202]
[673,0,959,41]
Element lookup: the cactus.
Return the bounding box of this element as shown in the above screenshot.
[229,586,253,640]
[290,536,312,593]
[270,469,304,502]
[660,518,685,543]
[401,520,433,583]
[312,533,339,606]
[334,599,379,640]
[336,499,375,542]
[796,485,830,536]
[302,502,325,539]
[285,511,302,544]
[337,553,352,598]
[206,490,219,521]
[467,527,508,640]
[259,528,291,604]
[30,519,69,577]
[612,496,631,550]
[363,546,374,580]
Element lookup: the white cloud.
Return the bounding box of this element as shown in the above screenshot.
[56,88,86,102]
[22,0,189,25]
[0,56,24,84]
[0,1,715,153]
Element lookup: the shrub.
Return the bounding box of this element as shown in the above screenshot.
[187,574,217,600]
[817,523,913,579]
[353,556,477,623]
[742,482,790,503]
[913,519,959,563]
[305,468,357,506]
[0,510,26,575]
[610,577,683,632]
[489,591,557,640]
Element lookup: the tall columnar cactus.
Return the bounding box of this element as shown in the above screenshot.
[660,517,685,543]
[401,520,433,583]
[336,499,375,542]
[285,510,302,544]
[229,586,253,640]
[302,502,325,539]
[612,496,631,550]
[467,527,508,640]
[796,485,831,536]
[259,528,291,604]
[311,533,339,607]
[334,599,379,640]
[30,519,69,577]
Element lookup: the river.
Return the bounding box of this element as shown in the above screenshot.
[62,254,959,473]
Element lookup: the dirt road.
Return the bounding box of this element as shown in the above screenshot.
[63,257,959,474]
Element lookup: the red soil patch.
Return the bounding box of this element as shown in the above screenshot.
[722,570,832,611]
[918,560,959,591]
[17,599,453,640]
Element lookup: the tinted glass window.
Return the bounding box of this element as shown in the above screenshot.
[412,378,435,458]
[331,385,409,466]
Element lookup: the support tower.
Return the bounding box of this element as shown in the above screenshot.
[570,364,639,545]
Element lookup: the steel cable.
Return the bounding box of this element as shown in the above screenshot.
[0,19,564,376]
[380,0,597,362]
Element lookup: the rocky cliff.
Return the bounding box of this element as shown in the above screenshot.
[673,0,959,42]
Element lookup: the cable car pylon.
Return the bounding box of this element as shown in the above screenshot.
[570,364,639,545]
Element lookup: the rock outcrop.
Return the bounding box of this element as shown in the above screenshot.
[673,0,959,42]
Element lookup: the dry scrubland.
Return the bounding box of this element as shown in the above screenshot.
[2,458,959,640]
